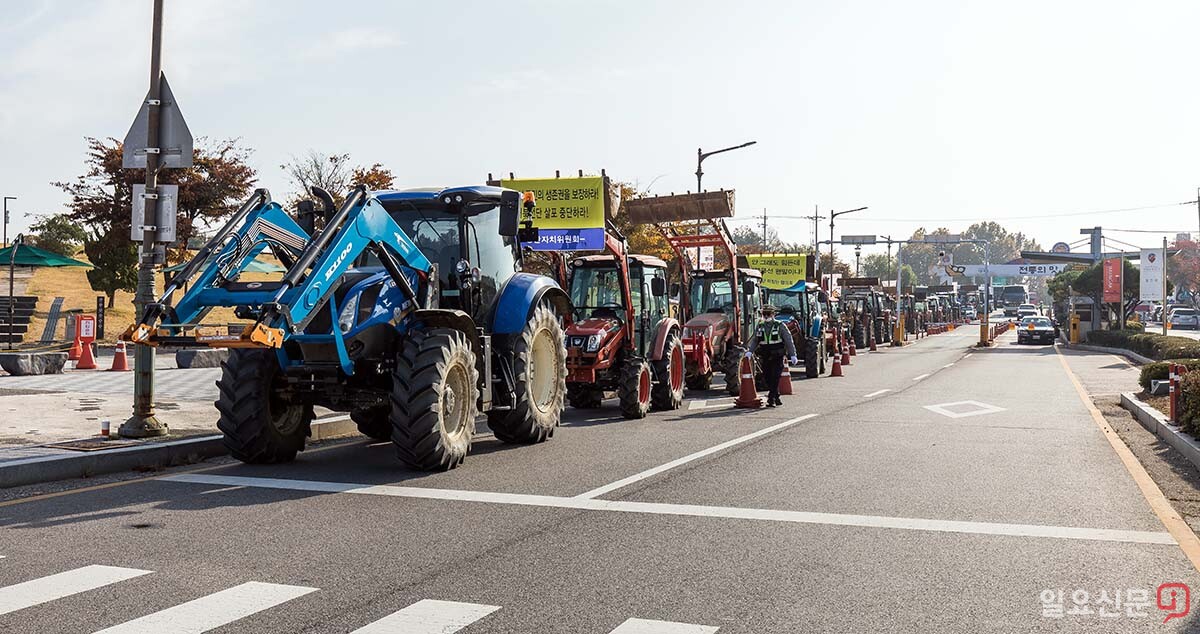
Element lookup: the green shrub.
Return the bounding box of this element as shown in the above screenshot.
[1126,321,1146,333]
[1138,359,1200,391]
[1177,372,1200,436]
[1086,330,1200,361]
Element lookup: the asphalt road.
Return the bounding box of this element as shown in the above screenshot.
[2,326,1198,633]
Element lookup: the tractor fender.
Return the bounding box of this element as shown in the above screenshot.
[491,273,571,336]
[810,314,823,339]
[648,318,681,361]
[413,308,482,358]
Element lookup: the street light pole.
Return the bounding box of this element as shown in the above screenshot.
[828,206,868,282]
[694,141,756,263]
[2,197,15,247]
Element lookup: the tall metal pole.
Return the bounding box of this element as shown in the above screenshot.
[761,207,768,252]
[122,0,168,438]
[1164,235,1169,336]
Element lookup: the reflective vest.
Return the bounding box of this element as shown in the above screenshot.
[757,320,783,347]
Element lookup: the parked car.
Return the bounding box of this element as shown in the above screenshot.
[1017,316,1057,345]
[964,306,978,320]
[1170,308,1199,330]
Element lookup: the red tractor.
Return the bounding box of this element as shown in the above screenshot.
[655,220,762,395]
[553,225,685,419]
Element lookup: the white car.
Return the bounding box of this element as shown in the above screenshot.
[1016,304,1039,320]
[1170,308,1199,330]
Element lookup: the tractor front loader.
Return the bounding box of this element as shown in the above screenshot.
[125,184,571,471]
[551,222,684,419]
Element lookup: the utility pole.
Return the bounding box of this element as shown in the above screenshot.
[121,0,168,438]
[2,197,14,247]
[1164,235,1169,336]
[761,207,768,252]
[799,205,825,260]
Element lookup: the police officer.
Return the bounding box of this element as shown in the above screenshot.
[745,304,798,407]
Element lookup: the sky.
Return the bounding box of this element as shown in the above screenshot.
[3,0,1200,262]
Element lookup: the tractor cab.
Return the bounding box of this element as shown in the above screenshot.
[566,254,671,366]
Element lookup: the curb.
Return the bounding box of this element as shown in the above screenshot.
[1065,343,1155,366]
[1119,392,1200,472]
[0,415,357,490]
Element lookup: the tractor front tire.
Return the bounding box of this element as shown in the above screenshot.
[724,345,746,396]
[618,358,652,419]
[567,384,603,409]
[216,349,313,464]
[351,407,391,441]
[685,369,713,391]
[391,328,479,471]
[487,304,566,444]
[651,332,685,411]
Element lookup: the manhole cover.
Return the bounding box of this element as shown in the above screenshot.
[47,438,140,452]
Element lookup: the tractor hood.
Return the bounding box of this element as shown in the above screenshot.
[567,317,622,336]
[684,312,728,331]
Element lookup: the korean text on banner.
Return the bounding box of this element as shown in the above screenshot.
[1103,258,1123,303]
[1140,248,1165,302]
[501,176,606,251]
[747,254,812,291]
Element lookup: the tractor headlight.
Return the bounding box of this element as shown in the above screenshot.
[338,295,359,333]
[586,333,602,352]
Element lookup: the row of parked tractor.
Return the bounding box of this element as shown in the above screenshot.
[124,184,966,473]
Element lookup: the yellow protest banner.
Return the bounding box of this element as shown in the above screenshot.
[501,176,606,250]
[747,254,813,291]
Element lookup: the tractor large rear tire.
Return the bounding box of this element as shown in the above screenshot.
[618,358,652,419]
[390,328,479,471]
[351,406,391,441]
[567,384,603,409]
[724,345,746,396]
[216,349,313,464]
[651,332,685,411]
[804,337,821,379]
[852,322,865,349]
[487,304,566,444]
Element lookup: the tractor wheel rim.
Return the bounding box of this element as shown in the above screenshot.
[442,363,468,436]
[670,345,684,391]
[529,328,557,412]
[639,366,651,404]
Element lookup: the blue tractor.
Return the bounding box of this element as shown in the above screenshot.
[125,184,570,471]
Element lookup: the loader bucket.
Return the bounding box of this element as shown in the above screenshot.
[624,190,736,224]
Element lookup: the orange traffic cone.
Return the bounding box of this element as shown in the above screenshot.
[75,342,97,370]
[849,338,857,356]
[778,365,793,395]
[830,353,843,377]
[734,355,762,409]
[68,336,82,361]
[869,332,878,352]
[841,343,851,366]
[108,341,130,371]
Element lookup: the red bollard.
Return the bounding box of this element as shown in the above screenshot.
[1170,363,1179,422]
[734,355,763,409]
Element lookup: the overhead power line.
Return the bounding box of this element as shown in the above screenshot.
[729,201,1192,224]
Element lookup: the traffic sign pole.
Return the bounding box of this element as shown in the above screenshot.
[121,0,168,438]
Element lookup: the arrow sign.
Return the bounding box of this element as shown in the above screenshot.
[122,72,193,169]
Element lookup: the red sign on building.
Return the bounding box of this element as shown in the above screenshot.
[1102,258,1123,303]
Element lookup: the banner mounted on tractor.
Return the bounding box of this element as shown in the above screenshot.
[501,175,612,251]
[746,254,815,291]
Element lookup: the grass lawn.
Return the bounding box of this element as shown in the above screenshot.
[25,259,275,344]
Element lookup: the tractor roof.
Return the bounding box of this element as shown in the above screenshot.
[374,185,509,204]
[572,254,668,268]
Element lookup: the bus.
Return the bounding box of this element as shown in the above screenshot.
[1001,285,1029,316]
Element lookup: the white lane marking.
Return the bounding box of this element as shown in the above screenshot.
[863,389,891,398]
[912,374,930,382]
[575,414,818,499]
[943,363,955,368]
[0,565,151,616]
[351,599,500,633]
[162,474,1177,546]
[94,581,317,633]
[924,400,1007,419]
[609,618,719,633]
[687,400,707,410]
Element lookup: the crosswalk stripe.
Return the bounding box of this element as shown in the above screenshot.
[351,599,500,633]
[0,565,151,616]
[609,618,719,633]
[92,581,317,633]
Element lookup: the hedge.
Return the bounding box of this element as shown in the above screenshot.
[1178,372,1200,436]
[1138,359,1200,391]
[1085,329,1200,360]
